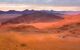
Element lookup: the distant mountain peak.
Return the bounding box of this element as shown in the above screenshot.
[1,11,63,24]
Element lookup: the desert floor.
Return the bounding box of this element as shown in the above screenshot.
[0,31,80,50]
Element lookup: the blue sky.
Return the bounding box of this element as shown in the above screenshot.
[0,0,80,6]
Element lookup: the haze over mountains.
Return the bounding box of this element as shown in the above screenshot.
[0,10,80,14]
[0,9,80,25]
[2,12,63,24]
[0,10,64,24]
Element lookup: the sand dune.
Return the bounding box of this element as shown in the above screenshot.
[0,14,80,50]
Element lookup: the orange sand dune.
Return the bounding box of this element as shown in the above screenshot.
[32,14,80,29]
[0,14,80,30]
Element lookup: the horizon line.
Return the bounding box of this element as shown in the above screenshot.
[0,4,80,11]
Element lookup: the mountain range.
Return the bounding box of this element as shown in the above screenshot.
[1,10,63,24]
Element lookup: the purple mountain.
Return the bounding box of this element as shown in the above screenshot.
[2,11,63,24]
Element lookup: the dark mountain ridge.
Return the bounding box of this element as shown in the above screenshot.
[1,11,63,24]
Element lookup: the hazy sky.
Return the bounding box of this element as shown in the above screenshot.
[0,0,80,11]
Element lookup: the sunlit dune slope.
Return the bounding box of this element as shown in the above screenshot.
[1,14,80,29]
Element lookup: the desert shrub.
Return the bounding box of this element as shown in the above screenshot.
[20,44,27,47]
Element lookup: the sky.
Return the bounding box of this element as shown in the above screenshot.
[0,0,80,11]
